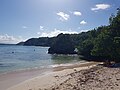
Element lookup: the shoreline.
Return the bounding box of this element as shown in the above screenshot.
[4,61,101,90]
[0,60,87,76]
[0,58,85,76]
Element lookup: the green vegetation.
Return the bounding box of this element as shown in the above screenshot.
[17,9,120,62]
[78,8,120,62]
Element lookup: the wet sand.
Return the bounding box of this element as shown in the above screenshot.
[0,68,52,90]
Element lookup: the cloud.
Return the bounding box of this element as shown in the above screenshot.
[22,26,28,29]
[40,26,44,30]
[91,4,110,11]
[73,11,82,16]
[79,29,89,32]
[80,20,87,25]
[37,29,78,37]
[56,12,70,21]
[0,34,23,44]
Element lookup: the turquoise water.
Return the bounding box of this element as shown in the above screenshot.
[0,45,85,74]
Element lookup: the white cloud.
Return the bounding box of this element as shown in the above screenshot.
[40,26,44,30]
[56,12,70,21]
[37,29,78,37]
[73,11,82,16]
[91,4,110,11]
[80,20,87,25]
[22,26,28,29]
[79,29,89,32]
[0,34,23,44]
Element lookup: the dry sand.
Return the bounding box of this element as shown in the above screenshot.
[48,65,120,90]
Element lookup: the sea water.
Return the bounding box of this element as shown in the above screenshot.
[0,45,85,74]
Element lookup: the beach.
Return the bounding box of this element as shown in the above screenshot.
[48,64,120,90]
[0,61,97,90]
[1,61,120,90]
[1,62,97,90]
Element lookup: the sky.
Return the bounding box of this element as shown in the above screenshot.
[0,0,120,44]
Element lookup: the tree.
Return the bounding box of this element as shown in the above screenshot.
[91,29,113,61]
[91,8,120,62]
[112,37,120,62]
[78,39,94,56]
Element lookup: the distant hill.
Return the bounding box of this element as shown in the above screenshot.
[17,37,56,47]
[0,43,16,45]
